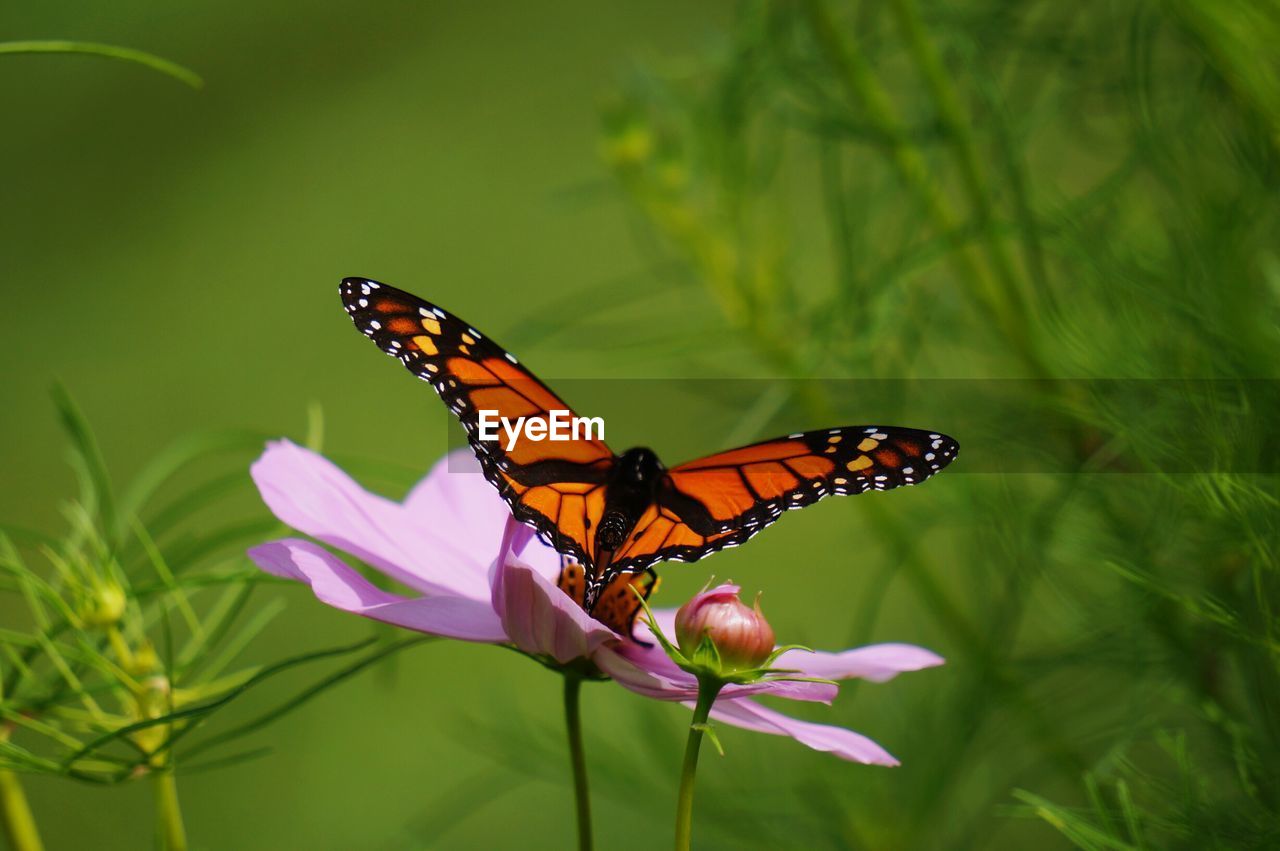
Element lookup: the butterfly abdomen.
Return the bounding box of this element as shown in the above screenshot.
[582,447,667,606]
[596,511,632,551]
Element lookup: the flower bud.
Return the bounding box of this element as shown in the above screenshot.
[80,579,126,628]
[127,639,159,677]
[600,120,654,169]
[675,585,775,672]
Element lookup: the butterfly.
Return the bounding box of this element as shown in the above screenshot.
[339,277,958,637]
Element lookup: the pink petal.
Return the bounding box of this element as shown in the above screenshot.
[490,519,616,664]
[250,441,490,600]
[249,539,507,642]
[683,583,741,603]
[707,698,901,766]
[647,607,680,638]
[588,645,675,697]
[775,643,945,682]
[405,449,561,581]
[403,448,507,532]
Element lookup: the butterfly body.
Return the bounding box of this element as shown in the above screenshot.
[339,277,959,636]
[586,446,665,604]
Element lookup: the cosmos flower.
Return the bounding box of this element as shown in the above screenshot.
[247,440,943,764]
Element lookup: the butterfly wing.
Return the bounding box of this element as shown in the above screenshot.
[340,277,615,567]
[557,557,659,640]
[606,426,959,574]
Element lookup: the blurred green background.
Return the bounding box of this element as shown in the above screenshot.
[4,1,1279,849]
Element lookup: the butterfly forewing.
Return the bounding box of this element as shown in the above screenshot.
[605,426,958,574]
[340,277,615,565]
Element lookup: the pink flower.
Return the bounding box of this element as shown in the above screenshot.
[247,440,944,765]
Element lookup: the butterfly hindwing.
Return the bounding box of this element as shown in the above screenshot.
[339,277,615,565]
[557,557,658,640]
[606,426,958,574]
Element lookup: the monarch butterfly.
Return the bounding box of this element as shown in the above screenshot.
[340,277,958,635]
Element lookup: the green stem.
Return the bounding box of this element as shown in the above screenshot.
[153,770,187,851]
[674,679,723,851]
[0,40,202,88]
[0,768,43,851]
[563,675,593,851]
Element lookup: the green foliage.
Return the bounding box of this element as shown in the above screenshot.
[602,0,1280,846]
[1013,732,1280,849]
[0,392,419,786]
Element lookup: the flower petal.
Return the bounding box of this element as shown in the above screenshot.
[775,643,945,683]
[403,448,506,532]
[249,539,507,642]
[404,450,561,581]
[706,698,901,766]
[250,440,490,600]
[490,518,616,664]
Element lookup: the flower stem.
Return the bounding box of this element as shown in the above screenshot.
[153,770,187,851]
[674,678,724,851]
[0,41,203,88]
[563,674,593,851]
[0,768,44,851]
